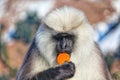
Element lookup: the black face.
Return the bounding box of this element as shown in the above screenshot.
[53,33,75,55]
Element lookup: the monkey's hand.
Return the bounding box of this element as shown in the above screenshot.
[54,62,75,80]
[30,62,75,80]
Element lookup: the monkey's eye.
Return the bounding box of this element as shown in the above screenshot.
[53,33,74,41]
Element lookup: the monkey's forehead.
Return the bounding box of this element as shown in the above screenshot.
[44,6,87,32]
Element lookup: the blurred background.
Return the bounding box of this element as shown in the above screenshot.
[0,0,120,80]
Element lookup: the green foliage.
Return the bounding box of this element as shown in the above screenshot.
[0,41,9,62]
[0,26,9,80]
[13,12,40,43]
[0,75,9,80]
[14,21,33,43]
[9,68,18,77]
[105,55,114,70]
[0,43,18,79]
[0,48,17,79]
[112,72,120,80]
[25,12,40,25]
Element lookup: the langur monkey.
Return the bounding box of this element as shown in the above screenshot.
[16,6,112,80]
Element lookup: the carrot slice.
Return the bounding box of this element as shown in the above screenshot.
[57,52,70,65]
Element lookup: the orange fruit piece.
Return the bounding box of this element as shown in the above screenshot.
[57,52,70,65]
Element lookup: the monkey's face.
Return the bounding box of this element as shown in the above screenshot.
[35,22,92,66]
[35,24,77,66]
[35,7,94,66]
[53,33,75,55]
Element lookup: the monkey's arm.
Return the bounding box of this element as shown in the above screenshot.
[16,40,50,80]
[30,62,75,80]
[16,40,75,80]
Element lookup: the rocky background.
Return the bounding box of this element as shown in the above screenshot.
[0,0,120,80]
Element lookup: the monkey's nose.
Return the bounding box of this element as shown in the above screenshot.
[56,37,73,54]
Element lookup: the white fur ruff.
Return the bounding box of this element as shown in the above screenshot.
[34,6,109,80]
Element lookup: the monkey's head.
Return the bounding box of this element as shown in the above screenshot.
[35,6,95,66]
